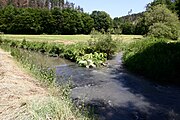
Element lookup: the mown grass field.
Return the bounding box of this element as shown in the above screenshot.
[0,34,143,44]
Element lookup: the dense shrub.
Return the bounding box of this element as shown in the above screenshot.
[0,39,109,67]
[148,22,179,40]
[144,4,180,40]
[88,30,118,59]
[123,38,180,83]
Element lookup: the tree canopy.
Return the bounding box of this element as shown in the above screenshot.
[90,11,112,32]
[145,4,180,39]
[0,6,94,35]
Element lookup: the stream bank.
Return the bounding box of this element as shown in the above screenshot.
[4,48,180,120]
[56,53,180,120]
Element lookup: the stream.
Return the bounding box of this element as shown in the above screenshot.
[22,50,180,120]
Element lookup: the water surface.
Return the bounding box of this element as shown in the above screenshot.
[56,53,180,120]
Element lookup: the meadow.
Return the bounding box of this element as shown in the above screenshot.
[0,34,143,43]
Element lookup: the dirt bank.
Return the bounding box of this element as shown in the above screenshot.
[0,49,48,119]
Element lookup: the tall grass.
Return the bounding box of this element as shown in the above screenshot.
[123,37,180,83]
[0,44,95,120]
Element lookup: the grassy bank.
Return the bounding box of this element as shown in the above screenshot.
[1,32,124,68]
[0,39,107,67]
[123,37,180,83]
[0,45,94,120]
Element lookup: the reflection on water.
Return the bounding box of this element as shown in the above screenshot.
[19,50,74,67]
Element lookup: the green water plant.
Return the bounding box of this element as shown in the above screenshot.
[77,52,107,68]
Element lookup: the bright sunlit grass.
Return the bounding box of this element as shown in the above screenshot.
[1,34,143,44]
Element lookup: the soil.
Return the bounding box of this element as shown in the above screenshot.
[0,49,48,120]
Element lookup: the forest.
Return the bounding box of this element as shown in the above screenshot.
[0,0,179,36]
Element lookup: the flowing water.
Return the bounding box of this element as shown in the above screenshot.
[22,50,180,120]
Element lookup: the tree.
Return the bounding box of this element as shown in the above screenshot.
[147,0,176,11]
[147,0,180,17]
[38,9,55,34]
[90,11,112,32]
[51,7,63,34]
[144,4,180,39]
[113,17,122,29]
[0,5,17,33]
[135,17,149,35]
[81,13,94,34]
[10,8,41,34]
[175,0,180,17]
[121,22,135,35]
[61,8,84,34]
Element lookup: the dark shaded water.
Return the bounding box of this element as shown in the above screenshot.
[24,51,180,120]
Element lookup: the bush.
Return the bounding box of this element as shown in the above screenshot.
[123,38,180,83]
[89,31,118,59]
[142,4,180,40]
[0,39,109,67]
[148,22,179,40]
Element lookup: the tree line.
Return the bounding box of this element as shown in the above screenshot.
[113,0,180,35]
[0,4,113,35]
[0,0,179,36]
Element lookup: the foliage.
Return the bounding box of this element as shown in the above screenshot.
[176,0,180,17]
[148,22,179,40]
[113,28,122,35]
[0,39,109,67]
[143,4,180,40]
[81,13,94,34]
[144,4,179,26]
[147,0,180,17]
[61,8,84,34]
[89,30,118,59]
[77,52,107,68]
[123,37,180,83]
[112,17,123,34]
[121,22,135,35]
[113,15,140,35]
[10,48,55,84]
[90,10,112,32]
[135,17,149,35]
[0,6,94,35]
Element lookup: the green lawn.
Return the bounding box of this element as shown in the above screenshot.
[0,34,143,44]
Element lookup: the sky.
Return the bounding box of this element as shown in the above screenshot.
[69,0,153,18]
